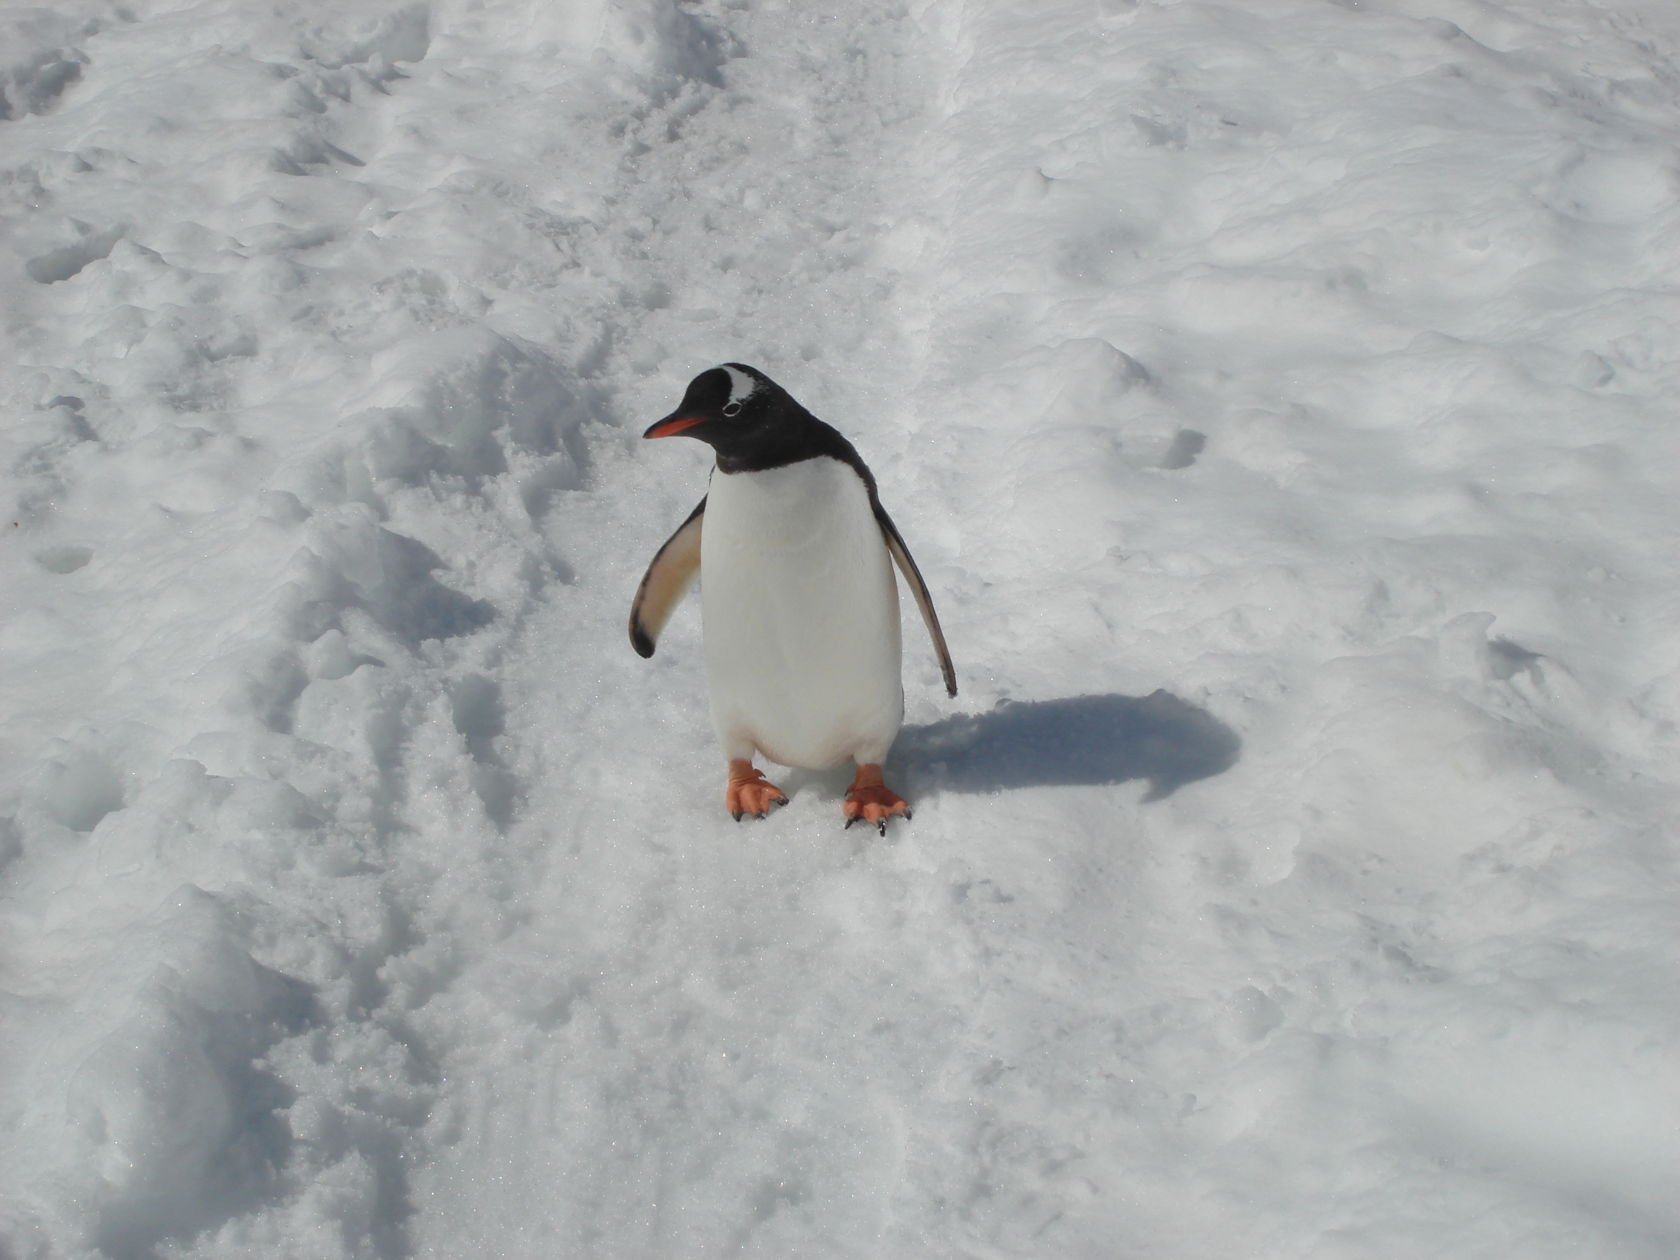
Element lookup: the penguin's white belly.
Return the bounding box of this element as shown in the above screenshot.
[701,457,903,769]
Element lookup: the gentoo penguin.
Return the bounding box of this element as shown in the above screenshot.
[630,363,956,833]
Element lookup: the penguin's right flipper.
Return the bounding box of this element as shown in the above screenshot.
[629,496,706,658]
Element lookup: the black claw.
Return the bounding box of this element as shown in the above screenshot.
[876,819,887,837]
[904,809,913,821]
[732,810,743,822]
[844,816,861,830]
[776,796,789,807]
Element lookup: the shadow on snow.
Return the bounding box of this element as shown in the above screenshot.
[897,691,1240,801]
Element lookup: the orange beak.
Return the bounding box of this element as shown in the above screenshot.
[644,415,705,439]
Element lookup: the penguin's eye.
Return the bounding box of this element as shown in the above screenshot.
[721,401,743,417]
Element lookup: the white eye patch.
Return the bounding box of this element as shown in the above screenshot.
[720,364,759,408]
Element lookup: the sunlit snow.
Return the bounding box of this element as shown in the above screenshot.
[3,1,1678,1256]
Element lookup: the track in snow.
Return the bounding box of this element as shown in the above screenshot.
[2,1,1678,1257]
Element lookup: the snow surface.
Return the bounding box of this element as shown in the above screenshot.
[2,0,1678,1255]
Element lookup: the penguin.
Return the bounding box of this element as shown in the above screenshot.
[630,363,957,834]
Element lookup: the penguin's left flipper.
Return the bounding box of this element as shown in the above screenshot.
[629,496,706,658]
[872,501,958,698]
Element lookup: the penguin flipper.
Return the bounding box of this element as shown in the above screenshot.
[630,496,706,658]
[873,502,958,698]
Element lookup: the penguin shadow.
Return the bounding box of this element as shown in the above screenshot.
[896,690,1240,802]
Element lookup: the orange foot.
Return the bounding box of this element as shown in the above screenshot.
[727,759,788,821]
[843,763,911,836]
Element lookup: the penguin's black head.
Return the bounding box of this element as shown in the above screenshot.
[644,363,813,468]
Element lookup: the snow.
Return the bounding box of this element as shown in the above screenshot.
[2,0,1678,1255]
